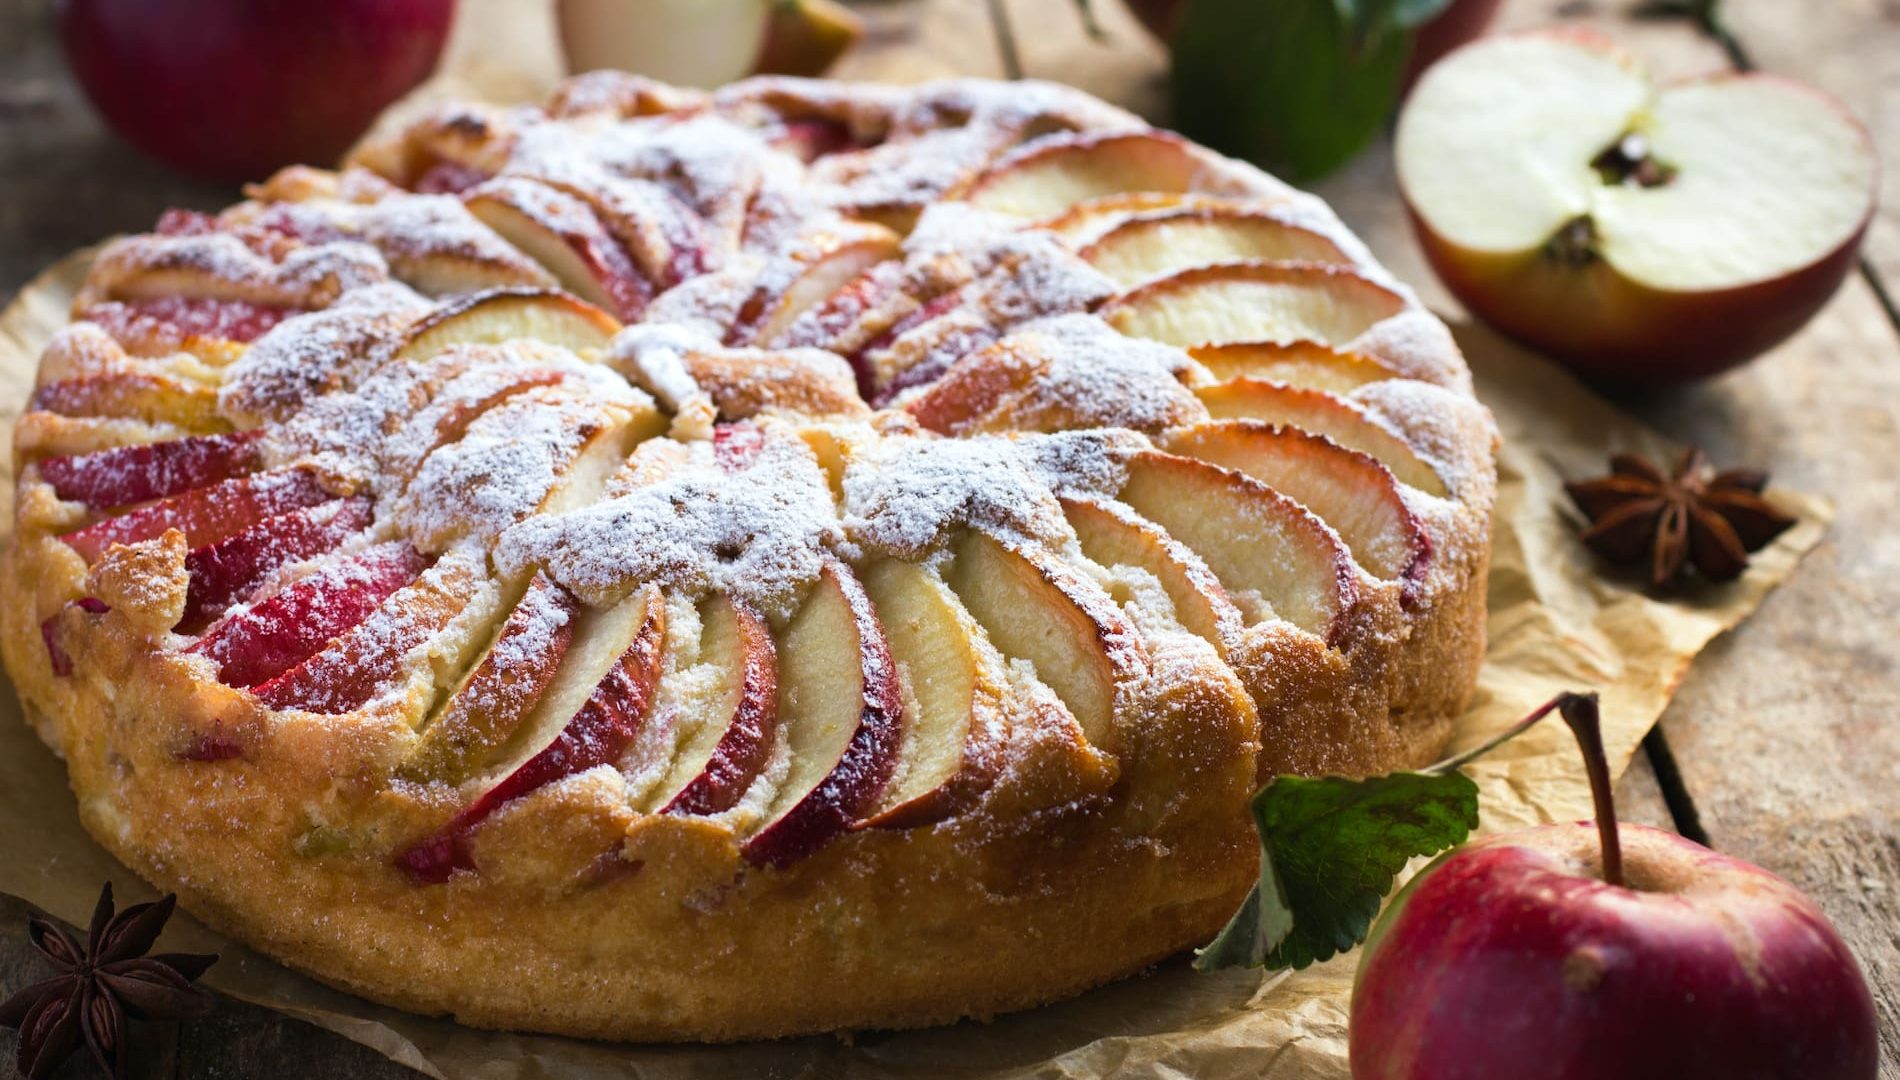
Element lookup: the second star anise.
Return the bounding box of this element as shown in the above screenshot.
[0,883,218,1080]
[1565,447,1796,587]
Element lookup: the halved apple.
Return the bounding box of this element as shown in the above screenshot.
[654,593,780,817]
[60,468,333,563]
[1396,30,1877,383]
[188,542,434,689]
[1079,206,1350,287]
[1115,452,1356,642]
[1062,495,1238,648]
[964,130,1224,219]
[740,561,903,868]
[395,287,621,363]
[1193,380,1447,497]
[1163,422,1428,584]
[1101,262,1406,350]
[1188,341,1399,396]
[397,585,668,883]
[463,179,653,322]
[858,556,1004,828]
[401,574,580,786]
[945,530,1140,755]
[35,429,265,509]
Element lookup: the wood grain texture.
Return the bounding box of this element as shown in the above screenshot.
[0,0,1890,1075]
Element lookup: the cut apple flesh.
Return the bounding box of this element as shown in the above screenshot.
[60,468,333,563]
[741,563,903,868]
[1116,452,1355,641]
[395,287,621,363]
[1062,496,1237,647]
[397,586,668,883]
[464,180,653,322]
[1080,208,1350,287]
[1102,262,1406,350]
[1163,422,1428,582]
[1397,33,1876,293]
[189,543,434,689]
[1193,381,1447,497]
[1189,341,1399,396]
[964,131,1212,218]
[655,593,779,816]
[731,232,899,347]
[180,496,374,631]
[401,574,579,786]
[859,556,998,827]
[946,530,1133,754]
[36,429,265,509]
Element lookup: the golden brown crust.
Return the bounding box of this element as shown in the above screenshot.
[2,73,1495,1041]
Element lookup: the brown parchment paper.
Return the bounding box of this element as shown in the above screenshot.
[0,22,1835,1071]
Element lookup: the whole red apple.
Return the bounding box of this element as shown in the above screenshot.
[1349,695,1879,1080]
[57,0,457,181]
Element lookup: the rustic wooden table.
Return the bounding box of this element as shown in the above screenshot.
[1,0,1893,1075]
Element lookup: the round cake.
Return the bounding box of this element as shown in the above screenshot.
[1,74,1496,1041]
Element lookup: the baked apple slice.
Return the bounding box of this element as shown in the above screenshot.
[1115,452,1357,643]
[253,550,493,715]
[945,530,1141,756]
[1079,206,1349,287]
[1193,380,1447,497]
[858,556,1004,828]
[1188,341,1399,395]
[463,178,653,321]
[180,496,375,631]
[727,225,900,346]
[60,468,333,563]
[963,130,1222,219]
[394,287,621,363]
[188,542,435,689]
[740,562,903,868]
[1102,262,1406,350]
[401,574,580,786]
[397,585,668,883]
[1062,495,1240,647]
[654,593,780,817]
[1163,422,1429,585]
[35,429,265,509]
[29,373,224,432]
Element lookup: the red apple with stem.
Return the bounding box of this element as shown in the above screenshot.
[57,0,457,180]
[1349,694,1879,1079]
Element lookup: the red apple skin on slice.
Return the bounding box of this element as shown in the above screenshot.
[1193,380,1448,498]
[29,373,224,431]
[187,543,433,689]
[60,468,334,563]
[83,296,298,347]
[35,429,265,509]
[661,594,780,817]
[400,574,580,786]
[464,178,654,323]
[1162,422,1430,588]
[740,562,904,869]
[180,496,374,631]
[397,587,668,884]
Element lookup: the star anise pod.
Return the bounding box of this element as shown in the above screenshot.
[0,884,217,1079]
[1565,447,1796,587]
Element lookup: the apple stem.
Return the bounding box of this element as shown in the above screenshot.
[1425,693,1569,776]
[1558,692,1625,889]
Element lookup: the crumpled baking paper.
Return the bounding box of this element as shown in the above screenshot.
[0,31,1831,1074]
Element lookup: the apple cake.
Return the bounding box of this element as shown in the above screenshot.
[1,73,1496,1041]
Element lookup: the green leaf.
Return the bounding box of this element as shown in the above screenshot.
[1195,769,1478,972]
[1171,0,1426,180]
